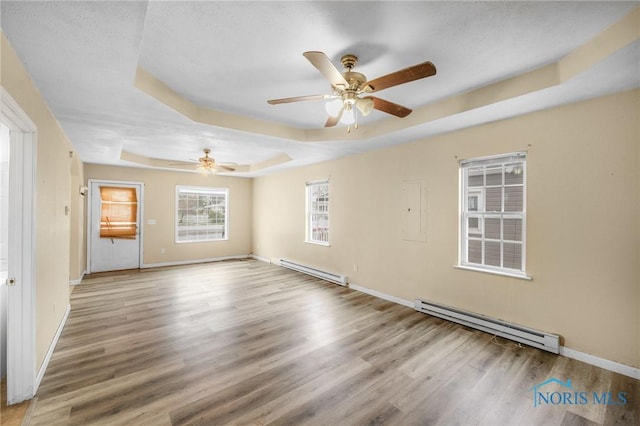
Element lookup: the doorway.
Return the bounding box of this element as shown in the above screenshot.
[1,122,9,386]
[88,180,143,273]
[0,87,36,405]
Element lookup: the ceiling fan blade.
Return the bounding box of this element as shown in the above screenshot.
[303,51,349,89]
[267,94,328,105]
[364,61,436,92]
[215,164,236,172]
[324,116,339,127]
[168,161,196,166]
[324,108,343,127]
[365,96,412,118]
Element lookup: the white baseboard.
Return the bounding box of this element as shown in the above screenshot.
[250,254,271,263]
[35,304,70,392]
[348,282,414,308]
[69,270,86,286]
[347,282,640,380]
[559,346,640,380]
[141,254,250,269]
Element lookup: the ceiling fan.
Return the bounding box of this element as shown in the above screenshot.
[267,51,436,130]
[170,149,236,175]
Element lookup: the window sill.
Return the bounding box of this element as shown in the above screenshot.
[305,240,330,247]
[454,265,532,281]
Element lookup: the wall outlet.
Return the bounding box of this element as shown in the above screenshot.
[353,264,358,272]
[160,248,166,254]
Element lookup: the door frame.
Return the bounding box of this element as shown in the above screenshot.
[1,87,37,404]
[87,179,144,274]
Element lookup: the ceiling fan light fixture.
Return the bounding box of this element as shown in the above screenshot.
[268,51,436,131]
[196,163,216,176]
[339,104,356,125]
[325,98,343,117]
[356,97,374,116]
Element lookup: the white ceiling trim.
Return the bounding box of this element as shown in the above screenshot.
[1,1,638,176]
[134,6,639,146]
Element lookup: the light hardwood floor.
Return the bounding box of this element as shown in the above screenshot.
[1,378,31,425]
[25,259,638,425]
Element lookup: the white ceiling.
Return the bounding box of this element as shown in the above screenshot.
[1,1,638,176]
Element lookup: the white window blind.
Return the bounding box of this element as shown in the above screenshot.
[306,181,329,245]
[460,153,526,275]
[176,186,228,243]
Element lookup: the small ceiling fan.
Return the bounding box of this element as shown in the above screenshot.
[170,149,236,175]
[267,51,436,130]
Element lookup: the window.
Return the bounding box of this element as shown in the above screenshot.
[467,188,483,234]
[99,186,138,239]
[306,180,329,245]
[460,152,527,277]
[176,186,228,243]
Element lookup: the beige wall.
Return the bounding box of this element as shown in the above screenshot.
[1,33,76,370]
[253,89,640,368]
[2,27,638,379]
[84,165,253,266]
[69,153,86,282]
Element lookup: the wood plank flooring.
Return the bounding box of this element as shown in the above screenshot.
[1,378,31,425]
[25,259,639,425]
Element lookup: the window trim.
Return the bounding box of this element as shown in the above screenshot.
[305,180,330,246]
[175,185,229,243]
[454,264,532,280]
[458,152,529,278]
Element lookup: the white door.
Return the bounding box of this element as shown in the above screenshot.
[89,181,142,273]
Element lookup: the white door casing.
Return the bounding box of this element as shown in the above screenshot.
[88,180,143,273]
[1,87,37,404]
[0,122,9,382]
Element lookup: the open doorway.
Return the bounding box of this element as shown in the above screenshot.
[1,122,9,390]
[0,119,29,423]
[1,88,36,406]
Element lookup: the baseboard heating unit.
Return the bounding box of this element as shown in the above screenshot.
[280,259,347,286]
[414,298,560,353]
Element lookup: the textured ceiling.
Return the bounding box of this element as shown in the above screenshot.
[1,1,638,176]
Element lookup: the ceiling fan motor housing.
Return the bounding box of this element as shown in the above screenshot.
[343,71,366,90]
[341,68,367,106]
[199,148,215,165]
